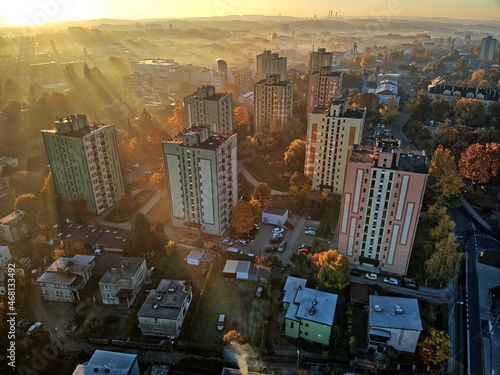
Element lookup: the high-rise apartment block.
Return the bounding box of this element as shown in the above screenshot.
[184,85,233,134]
[304,99,365,194]
[254,75,293,132]
[307,68,343,113]
[42,114,125,215]
[338,139,428,276]
[162,126,237,236]
[309,48,333,73]
[479,36,497,62]
[256,50,287,81]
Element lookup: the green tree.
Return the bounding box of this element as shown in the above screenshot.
[231,201,255,234]
[312,250,350,292]
[284,139,306,172]
[290,252,317,282]
[379,103,400,124]
[453,98,486,127]
[418,327,451,365]
[428,145,464,205]
[430,98,451,122]
[349,92,380,124]
[124,213,168,257]
[404,90,432,121]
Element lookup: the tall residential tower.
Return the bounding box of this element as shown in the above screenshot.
[338,139,428,276]
[162,126,237,236]
[42,114,125,215]
[254,75,293,132]
[307,67,343,114]
[256,50,287,81]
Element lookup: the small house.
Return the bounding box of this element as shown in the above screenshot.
[262,207,288,226]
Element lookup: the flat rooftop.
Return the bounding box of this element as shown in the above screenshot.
[138,279,191,320]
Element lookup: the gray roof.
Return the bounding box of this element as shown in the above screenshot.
[285,284,338,326]
[283,276,307,305]
[369,295,422,331]
[99,257,144,284]
[262,206,288,216]
[72,350,139,375]
[37,254,95,286]
[138,279,191,320]
[236,261,251,274]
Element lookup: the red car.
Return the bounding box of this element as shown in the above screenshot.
[297,244,311,255]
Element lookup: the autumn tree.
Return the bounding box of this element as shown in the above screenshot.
[430,98,451,122]
[251,182,272,208]
[349,92,380,123]
[289,172,311,211]
[138,108,159,128]
[222,329,245,345]
[404,90,432,121]
[428,145,464,205]
[425,232,465,285]
[167,104,186,134]
[233,106,250,125]
[418,327,451,365]
[379,103,400,124]
[284,139,306,172]
[290,252,317,283]
[231,201,255,234]
[459,142,500,185]
[453,98,486,127]
[312,250,350,292]
[124,213,168,257]
[144,126,171,159]
[150,171,166,187]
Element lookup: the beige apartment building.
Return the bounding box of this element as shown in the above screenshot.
[253,75,293,133]
[307,67,343,114]
[304,99,365,194]
[308,47,333,73]
[256,50,287,81]
[338,139,428,276]
[41,114,125,215]
[162,126,238,236]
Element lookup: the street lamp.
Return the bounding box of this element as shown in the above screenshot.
[296,349,300,370]
[449,301,464,327]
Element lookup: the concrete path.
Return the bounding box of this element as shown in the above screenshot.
[238,157,289,196]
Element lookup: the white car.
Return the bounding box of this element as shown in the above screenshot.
[27,322,42,335]
[383,277,399,285]
[217,314,225,331]
[271,233,283,239]
[272,227,284,234]
[235,239,247,246]
[304,230,317,236]
[222,238,233,246]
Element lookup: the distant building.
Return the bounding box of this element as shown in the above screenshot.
[375,79,400,106]
[42,114,125,215]
[0,245,11,266]
[427,84,500,115]
[184,85,233,134]
[304,99,365,194]
[0,177,12,199]
[256,50,287,81]
[480,36,497,61]
[307,67,343,113]
[238,91,254,106]
[138,279,193,337]
[162,126,238,236]
[254,75,293,132]
[98,257,146,309]
[72,350,140,375]
[0,156,18,172]
[122,71,152,95]
[211,64,252,90]
[368,295,422,353]
[338,139,428,276]
[37,254,96,302]
[283,276,338,346]
[309,47,333,73]
[0,210,28,243]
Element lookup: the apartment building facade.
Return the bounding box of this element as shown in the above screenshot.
[184,85,233,134]
[42,114,125,215]
[338,139,428,276]
[307,68,343,114]
[256,50,287,81]
[162,126,238,236]
[309,47,333,73]
[304,99,365,194]
[254,75,293,132]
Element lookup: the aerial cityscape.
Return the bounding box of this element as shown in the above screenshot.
[0,2,499,375]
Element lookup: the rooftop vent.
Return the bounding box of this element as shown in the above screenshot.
[153,303,158,309]
[395,306,403,314]
[373,304,383,312]
[156,295,162,300]
[93,368,99,373]
[312,299,317,305]
[309,306,316,315]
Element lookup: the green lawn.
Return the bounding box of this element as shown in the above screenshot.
[238,172,255,200]
[243,156,290,192]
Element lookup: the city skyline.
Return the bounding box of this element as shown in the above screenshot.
[0,0,498,27]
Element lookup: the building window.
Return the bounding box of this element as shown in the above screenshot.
[55,291,63,297]
[104,285,112,291]
[106,293,114,299]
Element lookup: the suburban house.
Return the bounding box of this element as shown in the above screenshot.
[283,276,338,346]
[37,255,96,302]
[261,207,288,226]
[72,350,140,375]
[137,279,193,338]
[0,210,28,242]
[368,295,422,353]
[98,257,146,309]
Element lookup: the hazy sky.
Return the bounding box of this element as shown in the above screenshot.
[0,0,498,27]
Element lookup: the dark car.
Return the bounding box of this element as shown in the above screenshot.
[269,238,281,244]
[349,270,361,277]
[399,280,419,290]
[265,246,278,253]
[284,221,294,230]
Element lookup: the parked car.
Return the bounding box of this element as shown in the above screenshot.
[284,221,294,230]
[399,280,419,290]
[278,240,287,252]
[253,224,260,231]
[265,246,278,253]
[133,163,140,168]
[124,167,133,172]
[349,270,361,277]
[256,286,264,298]
[297,247,310,255]
[272,227,285,234]
[222,238,233,246]
[236,239,247,246]
[304,230,317,236]
[305,226,318,231]
[269,238,281,244]
[383,277,399,285]
[364,273,378,281]
[271,233,283,240]
[27,322,42,335]
[216,314,225,331]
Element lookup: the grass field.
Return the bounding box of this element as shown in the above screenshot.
[243,157,290,192]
